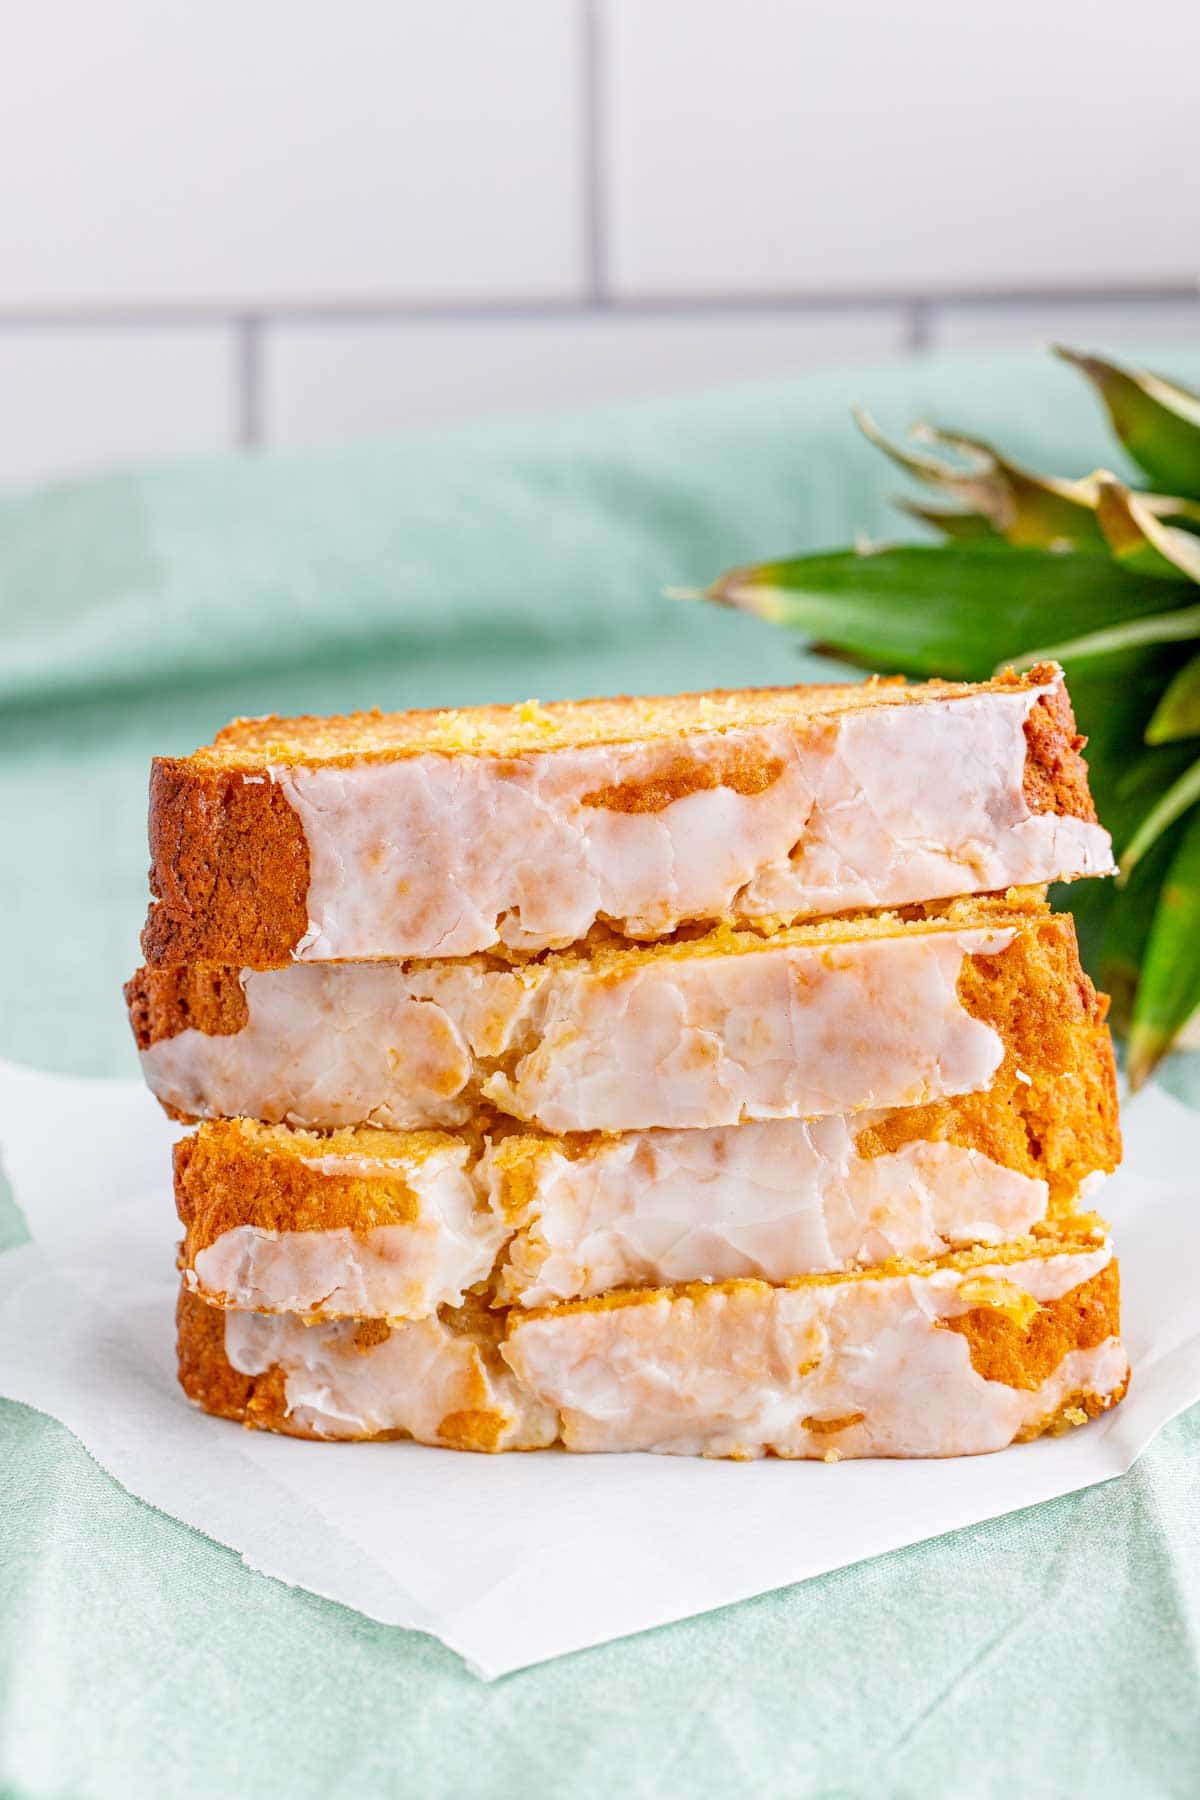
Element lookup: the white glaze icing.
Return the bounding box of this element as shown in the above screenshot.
[188,1143,508,1318]
[223,1308,558,1448]
[140,925,1014,1133]
[490,1121,1052,1306]
[502,1245,1125,1458]
[479,927,1014,1131]
[219,1246,1125,1455]
[271,679,1112,960]
[141,963,479,1130]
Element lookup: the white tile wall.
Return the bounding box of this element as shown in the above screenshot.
[0,0,1196,484]
[264,309,907,442]
[606,0,1199,297]
[0,0,581,306]
[934,300,1200,353]
[0,329,234,483]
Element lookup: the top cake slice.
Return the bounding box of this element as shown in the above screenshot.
[142,662,1112,966]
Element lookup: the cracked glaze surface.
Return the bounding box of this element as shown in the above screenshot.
[273,680,1112,959]
[188,1144,508,1319]
[140,926,1014,1133]
[492,1121,1055,1306]
[502,1246,1127,1458]
[220,1247,1125,1455]
[224,1308,558,1448]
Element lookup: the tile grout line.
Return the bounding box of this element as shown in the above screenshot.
[0,287,1195,328]
[580,0,610,305]
[234,314,263,448]
[905,299,933,353]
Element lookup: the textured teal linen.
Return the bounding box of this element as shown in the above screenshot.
[2,347,1199,1797]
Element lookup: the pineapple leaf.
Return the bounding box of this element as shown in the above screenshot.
[1100,831,1177,1036]
[853,410,1007,517]
[918,426,1108,549]
[1013,599,1200,669]
[855,409,1106,548]
[1135,492,1200,527]
[1067,665,1197,852]
[1054,346,1200,496]
[1118,755,1200,880]
[1146,651,1200,744]
[1127,808,1200,1088]
[891,497,1006,542]
[1095,477,1200,583]
[704,546,1186,681]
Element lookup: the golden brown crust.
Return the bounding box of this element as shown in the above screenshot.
[435,1409,510,1453]
[175,1285,283,1425]
[946,1259,1119,1389]
[194,670,1041,765]
[860,913,1121,1205]
[858,1022,1119,1212]
[141,759,310,967]
[140,670,1099,967]
[174,1118,433,1250]
[801,1411,865,1435]
[176,1289,521,1450]
[177,1288,374,1440]
[1020,670,1097,823]
[351,1317,393,1351]
[125,959,250,1052]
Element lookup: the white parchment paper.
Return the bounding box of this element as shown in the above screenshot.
[0,1057,1196,1679]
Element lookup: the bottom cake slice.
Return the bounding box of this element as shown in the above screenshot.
[178,1236,1127,1459]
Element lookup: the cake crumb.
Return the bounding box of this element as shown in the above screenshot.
[956,1274,1040,1330]
[823,1448,843,1465]
[517,698,558,734]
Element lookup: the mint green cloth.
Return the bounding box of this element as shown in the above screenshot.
[2,348,1199,1797]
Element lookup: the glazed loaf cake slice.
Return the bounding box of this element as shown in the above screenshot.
[177,1236,1127,1457]
[129,894,1102,1135]
[142,664,1111,966]
[174,1003,1118,1320]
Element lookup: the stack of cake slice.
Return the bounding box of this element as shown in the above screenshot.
[127,663,1128,1459]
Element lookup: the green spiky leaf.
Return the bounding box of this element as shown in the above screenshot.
[855,410,1106,548]
[1095,477,1200,583]
[853,410,1008,517]
[1128,808,1200,1087]
[1015,599,1200,669]
[921,426,1109,549]
[1055,346,1200,495]
[1119,756,1200,880]
[1099,838,1174,1035]
[1064,664,1196,851]
[707,546,1195,681]
[891,497,1005,542]
[1146,652,1200,744]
